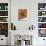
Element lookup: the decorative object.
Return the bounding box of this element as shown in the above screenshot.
[18,9,27,20]
[39,29,46,37]
[0,17,8,22]
[0,23,8,30]
[29,25,35,30]
[38,23,46,28]
[11,23,16,30]
[0,6,1,10]
[38,11,46,16]
[38,3,46,10]
[42,12,45,15]
[0,23,8,37]
[0,11,8,16]
[38,17,46,22]
[5,6,8,10]
[0,3,8,10]
[40,8,44,10]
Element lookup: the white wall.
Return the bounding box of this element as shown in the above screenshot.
[11,0,38,45]
[11,0,46,46]
[11,0,38,30]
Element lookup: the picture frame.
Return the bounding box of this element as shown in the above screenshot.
[18,9,27,20]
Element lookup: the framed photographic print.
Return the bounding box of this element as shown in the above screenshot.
[18,9,27,20]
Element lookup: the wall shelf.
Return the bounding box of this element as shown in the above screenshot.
[38,16,46,17]
[0,22,8,23]
[38,28,46,29]
[0,10,8,11]
[0,16,8,17]
[38,22,46,23]
[38,10,46,11]
[38,3,46,37]
[0,3,8,37]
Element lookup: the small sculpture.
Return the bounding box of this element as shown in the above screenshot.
[29,25,35,30]
[11,23,16,30]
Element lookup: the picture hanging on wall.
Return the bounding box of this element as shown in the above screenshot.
[18,9,27,20]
